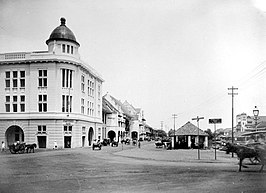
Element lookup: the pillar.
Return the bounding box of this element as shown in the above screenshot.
[204,136,208,148]
[188,136,191,148]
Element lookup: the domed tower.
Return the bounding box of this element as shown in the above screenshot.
[46,17,80,58]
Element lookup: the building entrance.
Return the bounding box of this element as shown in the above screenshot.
[37,136,47,148]
[64,136,71,148]
[108,130,116,142]
[82,136,85,147]
[5,125,24,145]
[88,127,94,146]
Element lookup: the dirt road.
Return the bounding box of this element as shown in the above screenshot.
[0,142,265,193]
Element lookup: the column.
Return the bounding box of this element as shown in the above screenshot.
[204,136,208,148]
[188,136,191,148]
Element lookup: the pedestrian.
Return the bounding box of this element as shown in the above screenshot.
[138,140,141,148]
[1,141,5,152]
[53,140,58,149]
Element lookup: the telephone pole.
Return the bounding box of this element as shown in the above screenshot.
[192,116,204,160]
[228,86,238,158]
[160,121,164,130]
[172,114,178,149]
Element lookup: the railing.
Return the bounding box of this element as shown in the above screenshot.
[4,53,26,59]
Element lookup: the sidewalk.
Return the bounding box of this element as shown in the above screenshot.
[113,142,237,164]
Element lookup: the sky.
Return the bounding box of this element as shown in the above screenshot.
[1,0,266,132]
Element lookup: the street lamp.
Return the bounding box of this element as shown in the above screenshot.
[253,106,259,131]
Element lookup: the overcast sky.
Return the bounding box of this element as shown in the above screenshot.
[1,0,266,131]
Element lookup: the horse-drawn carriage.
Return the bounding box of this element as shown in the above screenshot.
[9,142,37,154]
[92,140,102,150]
[121,138,130,145]
[111,141,119,147]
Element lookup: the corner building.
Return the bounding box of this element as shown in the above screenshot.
[0,18,103,148]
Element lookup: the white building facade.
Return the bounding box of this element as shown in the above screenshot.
[0,18,103,148]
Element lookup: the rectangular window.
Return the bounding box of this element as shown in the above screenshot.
[5,96,10,112]
[62,44,66,53]
[13,95,18,112]
[87,101,94,116]
[81,75,85,92]
[88,79,95,97]
[38,70,47,87]
[20,95,25,112]
[81,98,84,114]
[62,69,73,88]
[71,46,74,54]
[69,70,72,88]
[67,45,70,53]
[38,94,47,112]
[13,96,17,102]
[5,71,10,88]
[20,71,25,88]
[98,85,101,100]
[38,125,46,133]
[62,69,65,87]
[13,71,18,88]
[62,95,65,112]
[64,125,72,133]
[62,95,72,113]
[82,127,85,133]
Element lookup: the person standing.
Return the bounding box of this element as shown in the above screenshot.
[1,141,5,152]
[53,140,58,149]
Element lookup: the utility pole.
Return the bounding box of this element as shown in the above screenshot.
[192,116,204,160]
[228,86,238,158]
[172,114,178,149]
[161,121,164,130]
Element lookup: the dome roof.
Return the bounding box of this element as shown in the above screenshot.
[46,18,80,46]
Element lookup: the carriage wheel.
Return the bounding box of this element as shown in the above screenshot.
[9,148,16,154]
[18,149,25,154]
[249,157,260,164]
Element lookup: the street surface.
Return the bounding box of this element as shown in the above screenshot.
[0,142,265,193]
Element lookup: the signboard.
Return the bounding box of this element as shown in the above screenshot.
[209,118,222,124]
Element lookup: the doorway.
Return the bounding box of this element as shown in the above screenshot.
[88,127,94,146]
[82,136,85,147]
[5,125,24,145]
[64,136,71,148]
[108,130,116,142]
[37,136,47,148]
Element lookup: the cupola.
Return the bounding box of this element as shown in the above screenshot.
[46,18,80,58]
[46,18,79,46]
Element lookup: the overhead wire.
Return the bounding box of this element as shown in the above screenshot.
[176,60,266,122]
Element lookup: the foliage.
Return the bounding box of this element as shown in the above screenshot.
[154,129,167,138]
[205,128,214,140]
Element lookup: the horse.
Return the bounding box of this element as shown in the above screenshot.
[224,142,265,172]
[25,143,37,153]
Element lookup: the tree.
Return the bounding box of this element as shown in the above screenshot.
[205,128,214,140]
[155,129,167,139]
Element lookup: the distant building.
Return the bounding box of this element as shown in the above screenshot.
[102,93,132,142]
[236,113,266,132]
[170,122,208,149]
[102,93,153,141]
[0,18,103,148]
